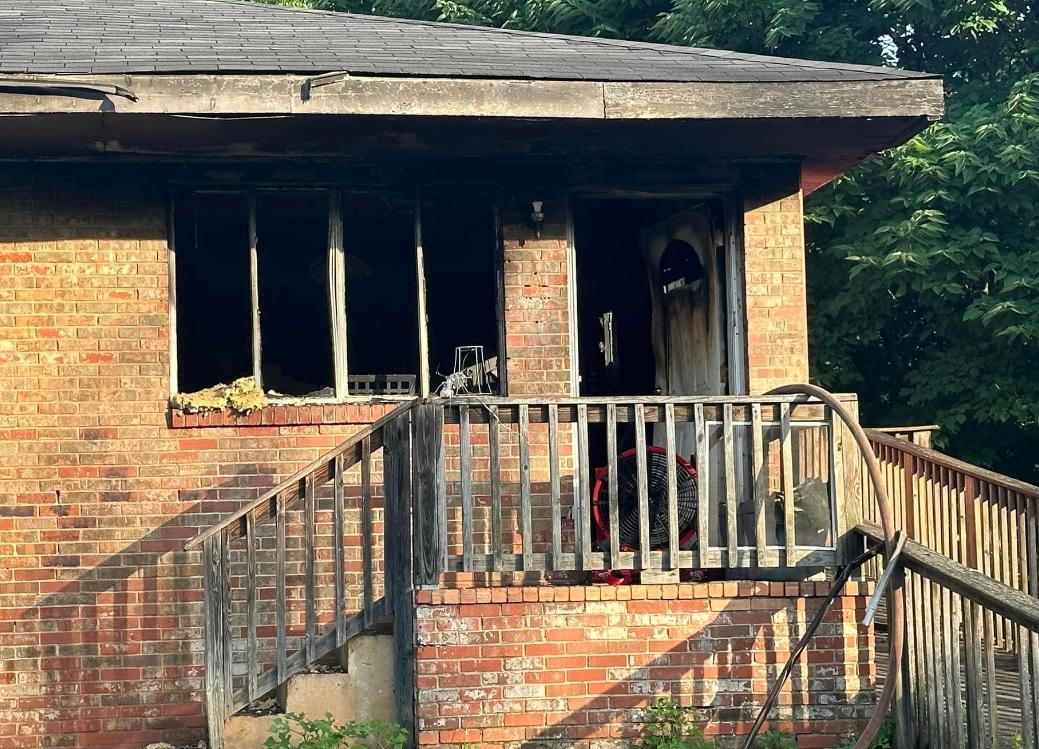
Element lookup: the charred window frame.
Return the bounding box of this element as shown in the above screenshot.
[168,187,505,401]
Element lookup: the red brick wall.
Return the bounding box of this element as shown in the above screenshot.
[0,166,823,749]
[500,198,573,398]
[743,187,810,394]
[0,169,402,749]
[414,582,876,748]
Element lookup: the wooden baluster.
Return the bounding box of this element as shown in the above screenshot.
[693,403,709,569]
[459,405,474,573]
[830,407,849,564]
[983,599,1000,748]
[333,454,347,648]
[361,435,374,628]
[1017,491,1036,749]
[723,403,738,566]
[751,403,767,566]
[518,404,533,570]
[488,405,503,572]
[606,404,621,569]
[911,571,929,741]
[245,514,258,703]
[634,404,652,569]
[577,403,592,570]
[303,475,317,664]
[275,493,287,684]
[963,593,984,749]
[780,404,795,566]
[664,403,679,570]
[202,533,230,748]
[1028,498,1039,746]
[548,403,563,569]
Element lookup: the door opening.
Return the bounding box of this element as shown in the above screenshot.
[572,197,738,400]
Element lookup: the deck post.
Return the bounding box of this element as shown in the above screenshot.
[384,409,416,742]
[412,401,445,587]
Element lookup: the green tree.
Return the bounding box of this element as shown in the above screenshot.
[254,0,1039,478]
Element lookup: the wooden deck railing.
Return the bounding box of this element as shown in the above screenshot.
[431,394,859,575]
[185,393,860,748]
[858,522,1039,749]
[861,430,1039,653]
[183,400,418,749]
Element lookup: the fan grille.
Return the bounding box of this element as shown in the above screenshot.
[594,450,698,550]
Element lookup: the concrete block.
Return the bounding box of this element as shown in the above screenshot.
[224,714,277,749]
[284,635,395,724]
[224,635,395,749]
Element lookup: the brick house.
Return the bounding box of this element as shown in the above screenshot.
[0,2,944,748]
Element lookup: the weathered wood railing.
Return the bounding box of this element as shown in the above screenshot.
[184,400,418,749]
[426,394,859,576]
[858,522,1039,749]
[861,430,1039,655]
[870,424,940,448]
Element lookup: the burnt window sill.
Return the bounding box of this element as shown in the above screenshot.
[168,399,408,429]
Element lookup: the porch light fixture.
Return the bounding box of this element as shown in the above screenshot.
[531,200,545,238]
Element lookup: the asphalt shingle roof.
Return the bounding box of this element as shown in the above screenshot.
[0,0,937,82]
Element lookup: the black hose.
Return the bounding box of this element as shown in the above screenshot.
[739,541,885,749]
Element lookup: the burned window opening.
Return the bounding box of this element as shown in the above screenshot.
[173,192,253,394]
[342,194,420,394]
[423,197,500,395]
[170,188,505,403]
[256,191,334,397]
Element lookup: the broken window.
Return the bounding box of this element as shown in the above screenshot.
[256,191,334,397]
[172,193,253,394]
[170,189,504,401]
[423,197,500,394]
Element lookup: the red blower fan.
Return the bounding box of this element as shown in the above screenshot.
[591,446,699,584]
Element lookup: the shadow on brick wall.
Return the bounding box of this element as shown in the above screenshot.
[13,466,291,749]
[521,596,875,747]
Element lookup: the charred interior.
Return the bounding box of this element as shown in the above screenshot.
[573,197,733,403]
[172,190,501,399]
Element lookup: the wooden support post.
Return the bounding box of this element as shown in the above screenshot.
[412,402,444,587]
[248,193,262,388]
[384,410,416,739]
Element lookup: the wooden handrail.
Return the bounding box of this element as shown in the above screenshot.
[856,521,1039,747]
[184,399,418,551]
[857,521,1039,630]
[867,428,1039,501]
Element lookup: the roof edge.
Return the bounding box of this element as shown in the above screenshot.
[0,73,945,121]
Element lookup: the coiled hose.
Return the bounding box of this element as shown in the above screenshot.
[739,384,904,749]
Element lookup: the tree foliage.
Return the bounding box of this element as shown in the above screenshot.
[255,0,1039,478]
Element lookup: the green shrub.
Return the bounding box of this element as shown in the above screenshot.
[754,727,798,749]
[836,716,895,749]
[635,698,716,749]
[264,713,408,749]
